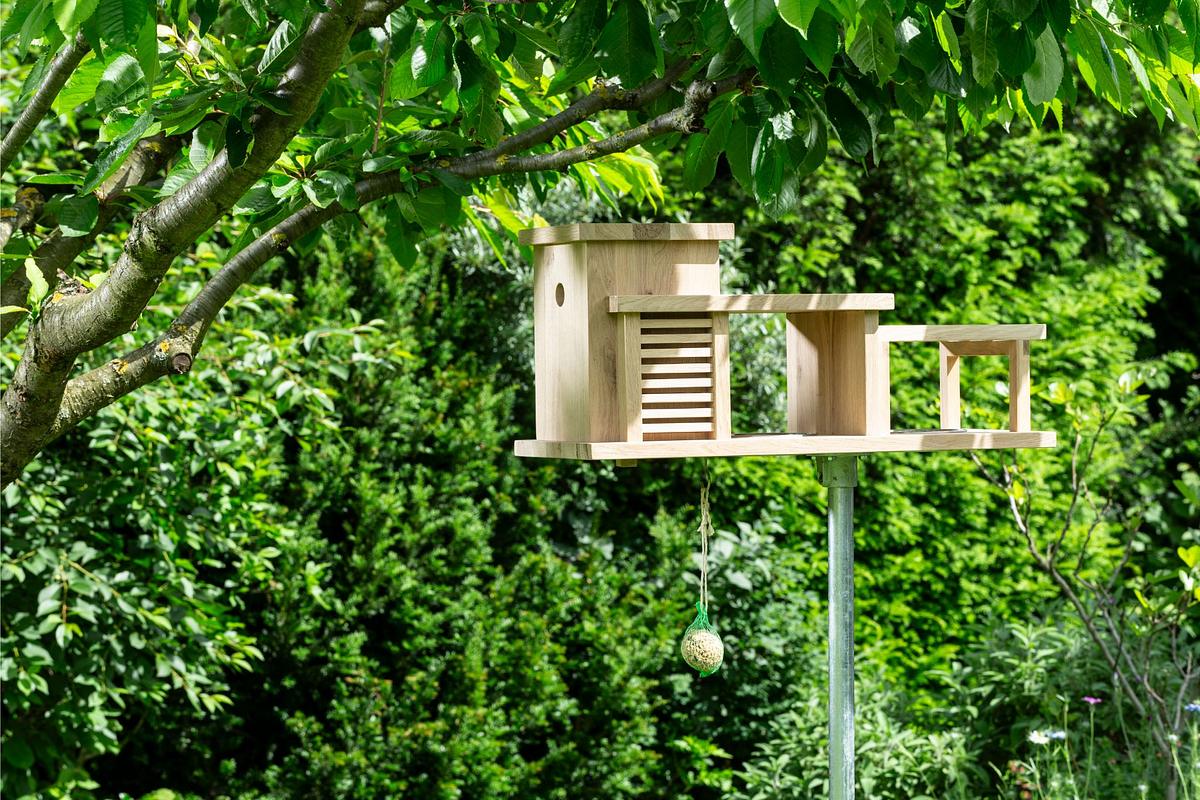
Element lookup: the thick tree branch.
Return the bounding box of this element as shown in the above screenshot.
[0,33,90,173]
[0,186,43,252]
[1,135,180,340]
[1,0,367,485]
[44,70,756,442]
[357,0,409,30]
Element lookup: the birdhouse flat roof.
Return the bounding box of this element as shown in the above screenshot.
[518,223,736,246]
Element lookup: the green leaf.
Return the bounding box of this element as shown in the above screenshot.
[758,20,808,89]
[726,0,777,57]
[53,0,99,34]
[258,20,298,75]
[996,23,1035,78]
[966,0,998,84]
[314,170,357,209]
[798,8,838,76]
[225,115,252,169]
[94,53,146,112]
[412,21,450,88]
[724,120,755,192]
[80,110,155,193]
[96,0,145,46]
[52,54,105,113]
[846,9,899,83]
[932,11,960,63]
[58,195,99,237]
[238,0,266,28]
[431,168,473,197]
[1023,24,1063,105]
[823,86,871,159]
[2,737,34,769]
[1180,545,1200,569]
[1042,0,1069,38]
[994,0,1037,21]
[776,0,820,33]
[895,79,935,119]
[1180,0,1200,60]
[1129,0,1170,24]
[682,100,734,191]
[1067,18,1125,106]
[596,0,658,85]
[25,259,49,305]
[559,0,605,65]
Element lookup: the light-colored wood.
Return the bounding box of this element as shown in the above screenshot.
[610,293,895,313]
[584,238,722,441]
[640,362,713,375]
[514,429,1058,459]
[642,392,714,404]
[641,346,713,359]
[864,311,890,435]
[786,311,821,434]
[642,406,714,419]
[640,332,713,345]
[879,324,1046,343]
[939,344,961,429]
[943,340,1014,357]
[519,222,736,247]
[639,317,713,329]
[642,376,714,389]
[642,421,715,433]
[711,312,732,439]
[786,311,872,435]
[533,242,590,441]
[616,313,642,442]
[1009,340,1031,432]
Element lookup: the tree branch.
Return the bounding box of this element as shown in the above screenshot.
[1,134,180,341]
[0,33,90,174]
[1,0,367,485]
[0,186,44,252]
[43,69,756,445]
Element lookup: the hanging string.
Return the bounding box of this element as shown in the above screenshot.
[698,458,712,613]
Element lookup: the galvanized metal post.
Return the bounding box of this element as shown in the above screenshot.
[819,455,857,800]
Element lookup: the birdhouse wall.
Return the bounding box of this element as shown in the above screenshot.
[533,239,722,442]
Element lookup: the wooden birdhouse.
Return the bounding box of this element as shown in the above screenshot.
[515,223,1056,461]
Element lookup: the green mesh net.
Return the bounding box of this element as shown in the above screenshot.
[680,465,724,677]
[681,601,723,677]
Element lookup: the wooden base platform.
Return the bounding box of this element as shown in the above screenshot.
[514,429,1057,460]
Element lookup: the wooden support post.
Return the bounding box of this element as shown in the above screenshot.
[617,313,643,442]
[864,312,890,435]
[1008,339,1031,432]
[939,344,961,429]
[711,312,731,439]
[787,311,886,435]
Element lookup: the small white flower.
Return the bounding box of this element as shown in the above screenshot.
[1048,729,1067,740]
[1028,730,1051,745]
[1169,733,1180,745]
[1139,784,1149,795]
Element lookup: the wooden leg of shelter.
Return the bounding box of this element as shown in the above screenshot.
[939,344,961,429]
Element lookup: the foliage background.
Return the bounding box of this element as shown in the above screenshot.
[3,34,1200,800]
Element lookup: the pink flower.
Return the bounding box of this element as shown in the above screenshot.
[1083,696,1102,705]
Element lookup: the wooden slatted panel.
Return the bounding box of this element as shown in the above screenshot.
[642,406,714,419]
[641,362,713,375]
[641,346,713,359]
[639,316,713,329]
[637,313,721,440]
[642,421,715,433]
[641,332,713,345]
[641,376,715,389]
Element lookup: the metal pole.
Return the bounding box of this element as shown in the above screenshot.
[819,455,857,800]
